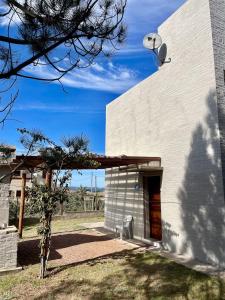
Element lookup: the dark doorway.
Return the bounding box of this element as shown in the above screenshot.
[148,176,162,240]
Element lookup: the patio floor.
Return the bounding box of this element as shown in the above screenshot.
[18,227,139,268]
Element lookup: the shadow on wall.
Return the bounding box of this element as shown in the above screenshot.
[105,169,143,238]
[178,90,225,267]
[162,221,179,252]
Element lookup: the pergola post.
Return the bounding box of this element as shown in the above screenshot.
[45,169,52,189]
[18,172,26,238]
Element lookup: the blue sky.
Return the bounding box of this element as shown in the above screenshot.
[0,0,186,187]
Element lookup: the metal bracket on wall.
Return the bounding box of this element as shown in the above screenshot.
[153,49,171,65]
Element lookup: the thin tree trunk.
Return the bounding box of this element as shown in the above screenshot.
[39,169,53,279]
[60,202,64,216]
[46,215,52,263]
[40,257,45,279]
[39,214,52,279]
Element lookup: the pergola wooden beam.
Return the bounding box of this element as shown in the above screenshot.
[15,155,161,238]
[12,155,161,170]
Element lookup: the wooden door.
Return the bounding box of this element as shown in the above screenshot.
[148,176,162,240]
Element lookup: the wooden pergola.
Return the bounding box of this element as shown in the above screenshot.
[13,155,161,170]
[12,155,161,237]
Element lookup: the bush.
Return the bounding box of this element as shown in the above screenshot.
[64,191,104,212]
[9,190,104,220]
[9,198,19,221]
[65,192,84,212]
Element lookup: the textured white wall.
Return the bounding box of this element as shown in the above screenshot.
[105,0,225,267]
[104,169,145,238]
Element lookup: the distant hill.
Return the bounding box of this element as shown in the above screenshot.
[70,187,105,192]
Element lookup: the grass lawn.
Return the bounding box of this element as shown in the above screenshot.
[0,250,224,300]
[22,216,104,239]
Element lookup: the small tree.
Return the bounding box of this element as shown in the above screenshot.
[19,129,99,278]
[26,171,72,278]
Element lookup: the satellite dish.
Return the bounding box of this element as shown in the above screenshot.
[143,33,162,50]
[143,33,171,66]
[158,43,168,66]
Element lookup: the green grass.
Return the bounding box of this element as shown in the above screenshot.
[0,250,224,300]
[22,216,104,239]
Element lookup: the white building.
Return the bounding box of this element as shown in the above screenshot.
[105,0,225,268]
[10,169,45,201]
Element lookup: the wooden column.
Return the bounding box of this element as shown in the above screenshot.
[60,203,64,216]
[18,173,26,238]
[45,169,52,189]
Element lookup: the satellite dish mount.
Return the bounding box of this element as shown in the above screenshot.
[143,33,171,65]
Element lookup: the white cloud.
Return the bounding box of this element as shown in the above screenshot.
[14,102,105,114]
[120,71,132,80]
[108,62,114,69]
[24,61,138,93]
[116,45,145,55]
[91,63,104,72]
[1,0,186,94]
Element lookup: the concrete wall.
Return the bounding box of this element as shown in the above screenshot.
[0,166,11,226]
[104,160,161,239]
[0,227,18,270]
[0,167,18,271]
[105,0,225,267]
[105,168,144,238]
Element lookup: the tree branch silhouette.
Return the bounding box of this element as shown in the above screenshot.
[0,0,127,123]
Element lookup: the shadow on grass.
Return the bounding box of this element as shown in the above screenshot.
[46,248,139,277]
[34,250,225,300]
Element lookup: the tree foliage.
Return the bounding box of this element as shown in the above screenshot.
[0,0,127,123]
[19,128,99,278]
[26,171,72,278]
[0,128,52,183]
